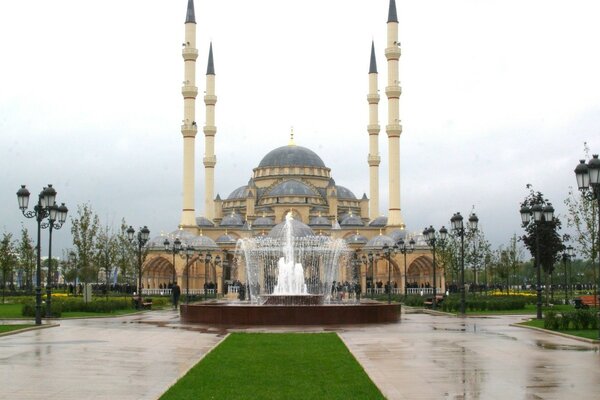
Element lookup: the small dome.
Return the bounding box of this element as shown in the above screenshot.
[267,180,317,196]
[309,215,330,226]
[196,216,215,227]
[216,234,237,244]
[336,185,356,200]
[345,233,368,245]
[389,229,407,243]
[258,145,326,168]
[147,230,218,250]
[253,216,274,227]
[227,186,247,200]
[220,212,244,227]
[268,219,315,238]
[369,216,388,227]
[340,214,364,227]
[364,234,395,249]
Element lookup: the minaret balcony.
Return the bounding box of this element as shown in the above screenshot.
[203,155,217,167]
[384,47,401,60]
[182,48,199,61]
[204,94,217,105]
[203,126,217,136]
[368,155,381,166]
[367,94,380,104]
[385,124,402,137]
[181,124,198,138]
[367,124,380,135]
[182,85,198,98]
[385,85,402,98]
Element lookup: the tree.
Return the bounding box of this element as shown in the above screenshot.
[114,220,135,286]
[465,228,491,287]
[17,226,35,291]
[71,203,100,284]
[506,234,523,294]
[95,225,118,296]
[520,188,565,303]
[0,233,17,302]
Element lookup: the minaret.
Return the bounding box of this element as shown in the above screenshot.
[367,41,381,220]
[180,0,199,229]
[385,0,404,227]
[203,43,217,221]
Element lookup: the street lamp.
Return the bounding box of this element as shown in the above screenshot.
[203,252,212,300]
[17,185,68,324]
[382,243,399,304]
[127,225,150,309]
[163,237,182,285]
[181,244,195,304]
[361,252,375,298]
[520,202,554,319]
[451,211,478,315]
[574,154,600,338]
[397,238,415,300]
[424,226,447,309]
[561,246,575,305]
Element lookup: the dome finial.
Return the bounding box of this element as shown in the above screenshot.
[289,127,295,146]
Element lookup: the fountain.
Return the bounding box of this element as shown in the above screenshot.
[180,213,401,325]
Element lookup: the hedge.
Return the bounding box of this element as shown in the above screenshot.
[544,310,599,331]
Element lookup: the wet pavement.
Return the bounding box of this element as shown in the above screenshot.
[1,310,599,399]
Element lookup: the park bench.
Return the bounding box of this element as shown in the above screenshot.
[424,295,444,308]
[132,297,153,310]
[574,295,599,309]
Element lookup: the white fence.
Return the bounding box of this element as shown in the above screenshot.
[365,287,441,296]
[142,288,216,296]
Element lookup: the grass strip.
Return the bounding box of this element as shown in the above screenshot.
[160,332,384,400]
[519,319,600,340]
[0,324,34,334]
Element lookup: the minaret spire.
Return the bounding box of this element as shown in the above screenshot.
[203,42,217,221]
[367,41,380,220]
[180,0,199,229]
[385,0,404,228]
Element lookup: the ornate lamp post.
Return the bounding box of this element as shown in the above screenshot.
[17,185,68,324]
[397,238,415,300]
[520,202,554,319]
[424,226,448,310]
[163,237,182,285]
[561,246,575,305]
[574,154,600,338]
[181,244,194,304]
[361,252,375,298]
[127,225,150,309]
[451,212,479,315]
[382,243,399,304]
[203,252,212,300]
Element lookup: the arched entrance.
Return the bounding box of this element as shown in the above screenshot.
[406,255,442,291]
[143,256,176,290]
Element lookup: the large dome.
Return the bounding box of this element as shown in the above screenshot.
[258,145,326,168]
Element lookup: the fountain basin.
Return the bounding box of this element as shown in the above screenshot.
[180,302,401,326]
[262,294,324,306]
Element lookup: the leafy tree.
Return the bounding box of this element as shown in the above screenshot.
[70,203,100,284]
[17,226,35,291]
[95,224,118,296]
[114,220,135,285]
[520,188,565,303]
[465,228,491,286]
[0,233,17,302]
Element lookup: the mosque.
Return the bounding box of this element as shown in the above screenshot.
[142,0,441,297]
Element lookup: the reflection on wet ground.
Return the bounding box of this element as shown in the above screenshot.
[1,310,599,400]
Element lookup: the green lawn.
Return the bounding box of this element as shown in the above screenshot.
[0,303,26,318]
[160,333,384,400]
[464,304,575,315]
[520,319,600,340]
[0,324,34,334]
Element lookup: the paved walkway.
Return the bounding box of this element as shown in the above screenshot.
[1,310,599,399]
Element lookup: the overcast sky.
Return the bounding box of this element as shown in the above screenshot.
[1,0,600,257]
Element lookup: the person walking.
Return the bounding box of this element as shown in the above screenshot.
[172,282,181,309]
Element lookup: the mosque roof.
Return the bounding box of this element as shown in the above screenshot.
[196,216,215,227]
[336,185,356,200]
[206,42,215,75]
[147,230,217,250]
[253,216,275,227]
[227,185,247,200]
[220,212,244,227]
[185,0,196,24]
[309,215,330,226]
[215,234,237,244]
[369,216,388,227]
[345,233,368,245]
[388,0,398,23]
[364,234,395,249]
[389,229,407,243]
[258,145,326,168]
[369,41,377,74]
[268,219,315,238]
[340,214,364,227]
[267,180,317,196]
